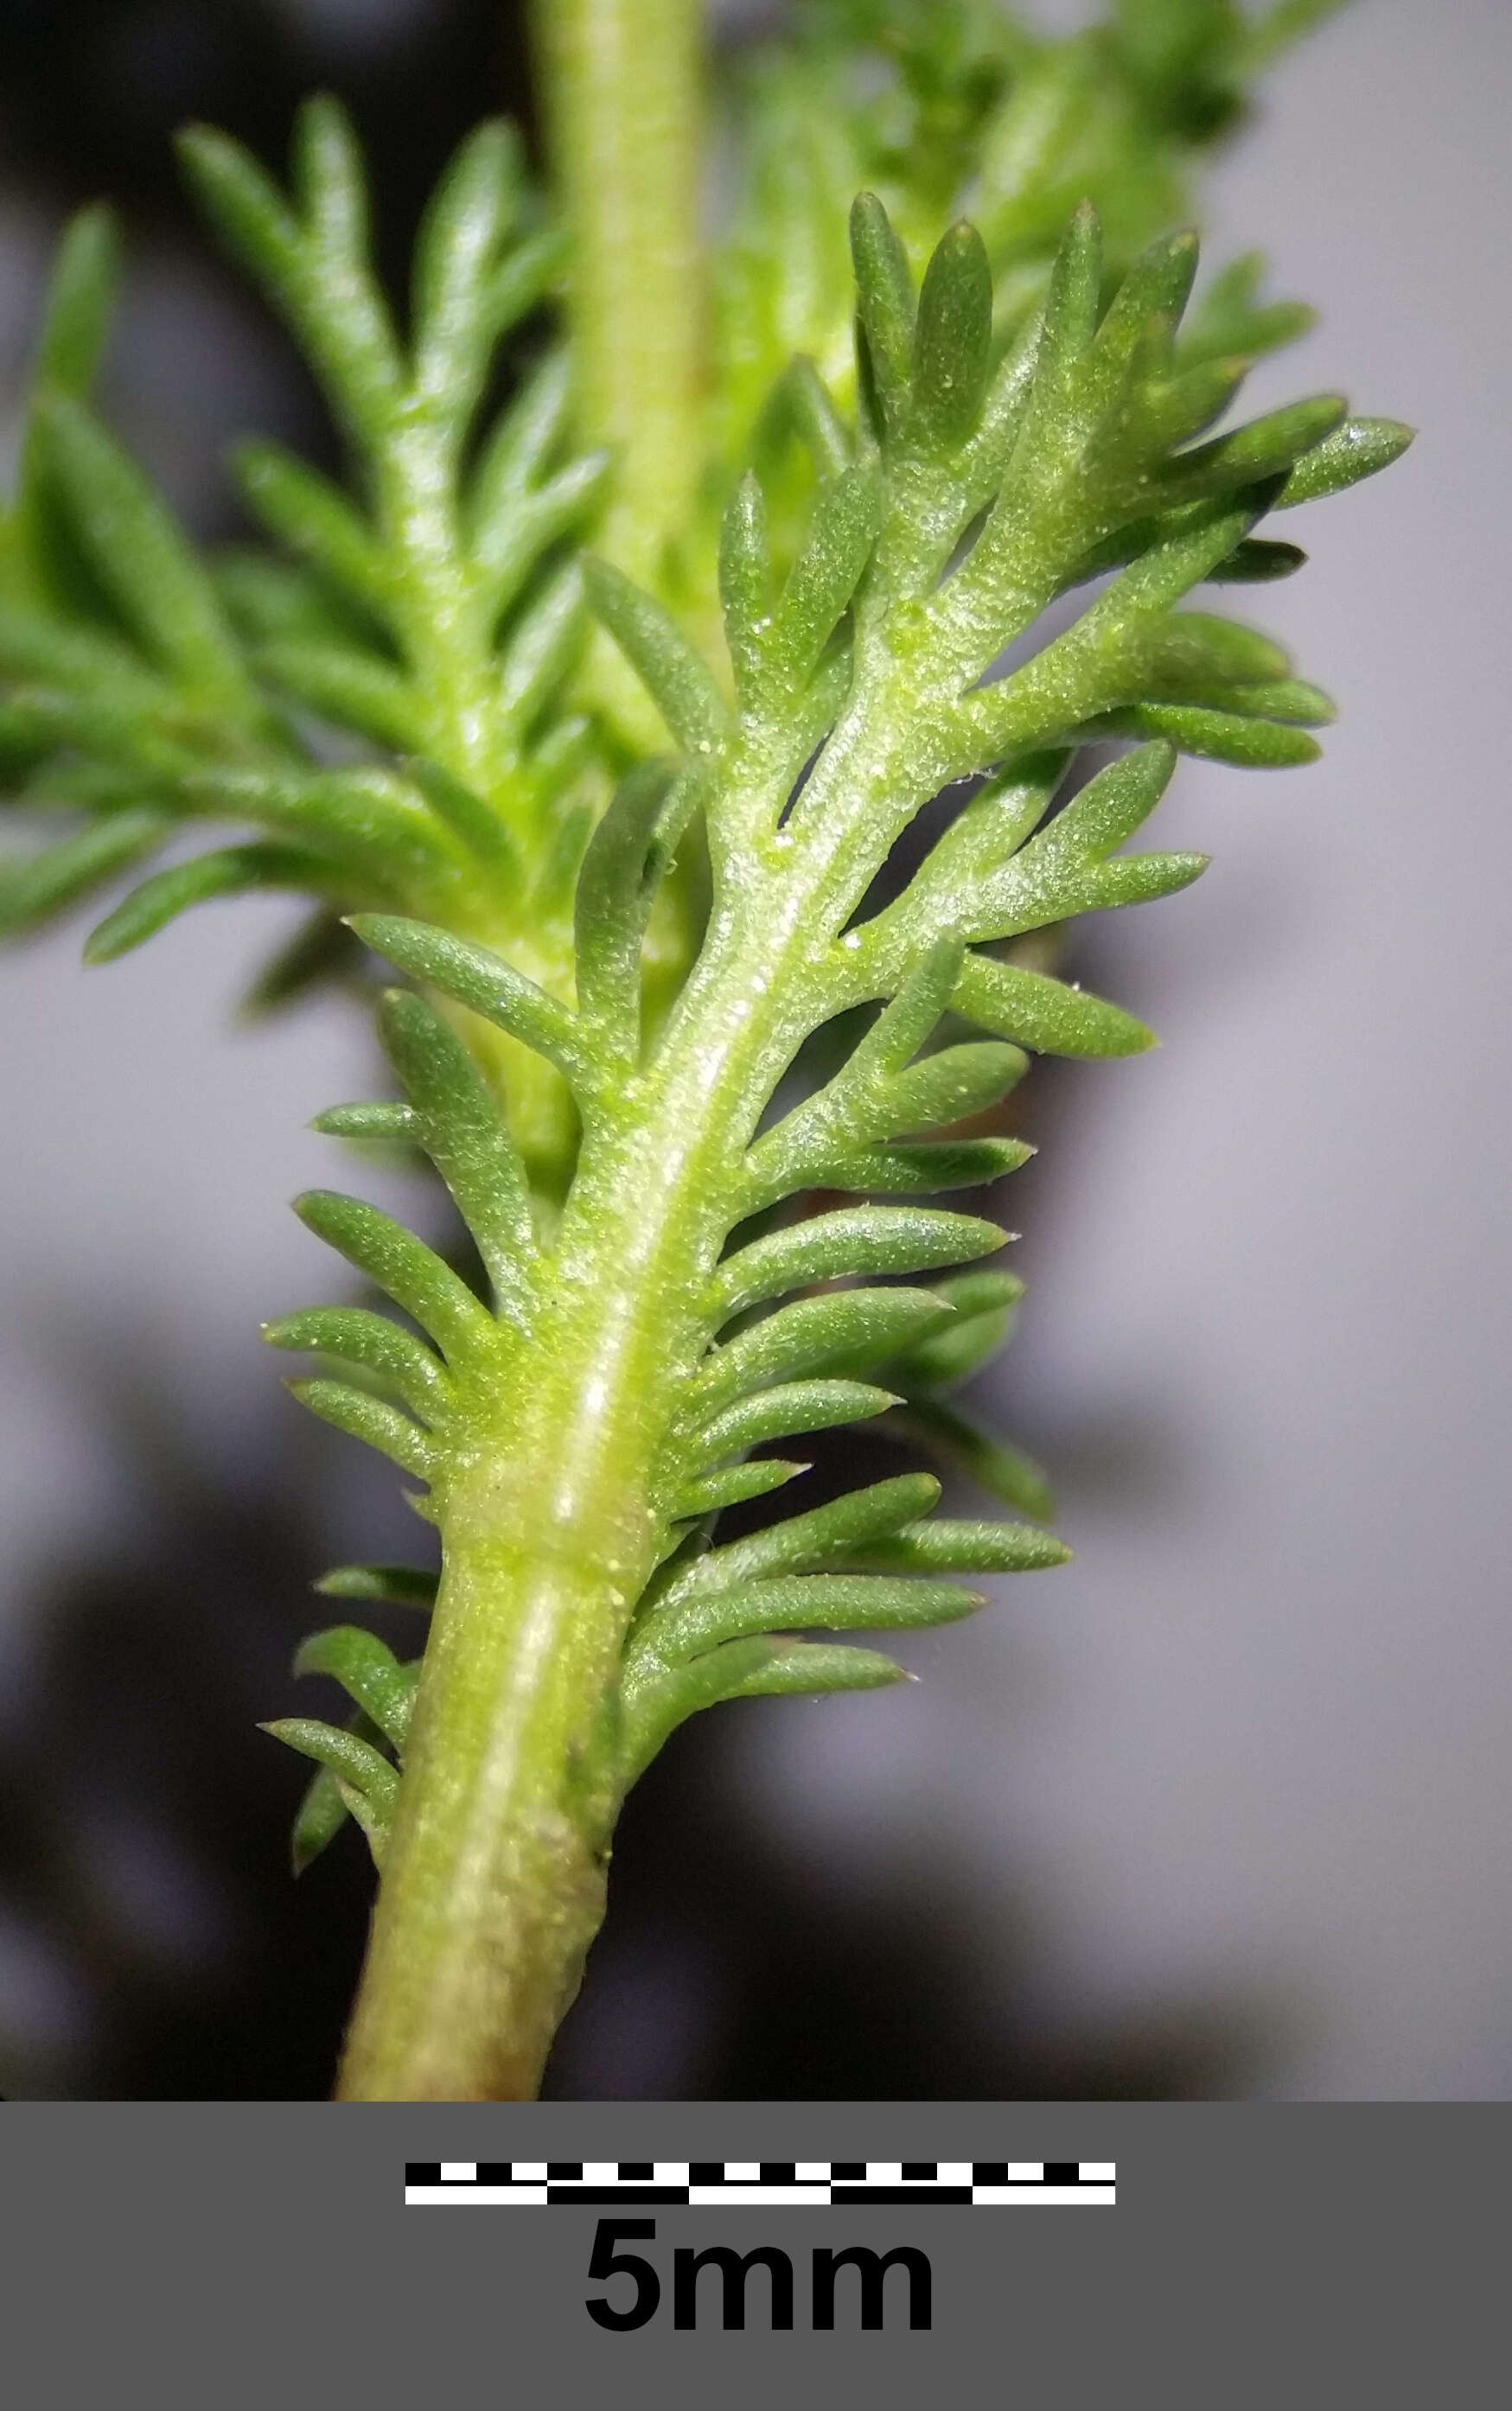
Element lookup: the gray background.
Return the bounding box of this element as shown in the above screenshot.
[0,0,1508,2098]
[1,2102,1503,2400]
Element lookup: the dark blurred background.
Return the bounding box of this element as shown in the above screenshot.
[0,0,1507,2102]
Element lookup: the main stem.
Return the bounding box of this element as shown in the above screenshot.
[526,0,705,590]
[334,967,752,2100]
[335,685,916,2100]
[337,0,924,2101]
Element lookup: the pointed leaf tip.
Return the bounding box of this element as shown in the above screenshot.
[1277,416,1415,508]
[912,219,993,450]
[849,191,915,440]
[582,555,729,753]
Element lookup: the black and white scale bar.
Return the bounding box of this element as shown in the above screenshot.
[405,2160,1115,2208]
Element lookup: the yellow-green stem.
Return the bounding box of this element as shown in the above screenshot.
[333,667,920,2100]
[526,0,706,590]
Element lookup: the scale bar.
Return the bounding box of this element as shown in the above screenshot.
[405,2159,1116,2210]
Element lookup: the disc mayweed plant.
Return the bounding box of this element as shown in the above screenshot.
[0,0,1407,2097]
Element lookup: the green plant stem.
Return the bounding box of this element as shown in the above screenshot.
[526,0,705,590]
[332,1107,712,2095]
[337,667,919,2100]
[370,414,513,807]
[339,14,718,2093]
[334,973,749,2099]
